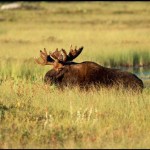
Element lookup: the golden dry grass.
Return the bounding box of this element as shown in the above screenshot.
[0,1,150,148]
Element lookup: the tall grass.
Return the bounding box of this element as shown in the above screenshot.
[0,80,150,148]
[0,58,45,82]
[0,1,150,148]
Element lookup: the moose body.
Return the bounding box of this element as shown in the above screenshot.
[44,61,144,92]
[35,46,144,92]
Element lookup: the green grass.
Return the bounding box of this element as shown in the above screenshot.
[0,1,150,148]
[0,81,150,149]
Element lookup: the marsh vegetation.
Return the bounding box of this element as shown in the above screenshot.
[0,1,150,148]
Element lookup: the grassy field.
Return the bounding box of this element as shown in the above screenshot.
[0,1,150,148]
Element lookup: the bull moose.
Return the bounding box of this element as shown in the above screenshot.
[34,46,144,92]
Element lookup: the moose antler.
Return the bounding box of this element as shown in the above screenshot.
[34,48,53,66]
[50,48,67,62]
[35,48,65,71]
[35,45,83,66]
[66,45,83,61]
[49,45,83,62]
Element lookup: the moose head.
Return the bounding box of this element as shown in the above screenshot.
[34,45,83,71]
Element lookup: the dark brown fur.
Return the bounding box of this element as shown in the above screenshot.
[44,61,144,92]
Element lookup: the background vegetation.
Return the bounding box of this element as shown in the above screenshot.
[0,1,150,148]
